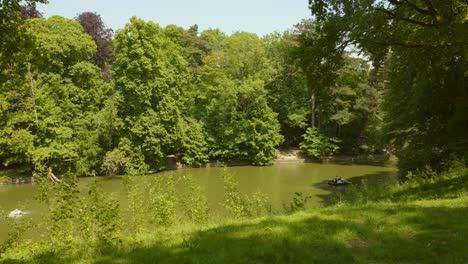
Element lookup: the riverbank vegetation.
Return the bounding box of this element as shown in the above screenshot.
[1,163,466,263]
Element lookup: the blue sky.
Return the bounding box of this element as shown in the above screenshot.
[37,0,311,36]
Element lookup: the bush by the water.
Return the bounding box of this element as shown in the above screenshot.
[299,128,341,158]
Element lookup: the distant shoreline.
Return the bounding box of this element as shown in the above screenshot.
[0,152,394,185]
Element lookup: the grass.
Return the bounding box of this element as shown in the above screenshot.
[91,196,467,264]
[1,167,467,263]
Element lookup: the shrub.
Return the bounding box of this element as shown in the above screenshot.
[221,168,271,218]
[179,175,210,224]
[299,128,340,158]
[101,149,128,175]
[148,175,177,229]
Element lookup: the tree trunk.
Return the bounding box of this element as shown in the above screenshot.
[358,113,369,146]
[28,63,38,123]
[311,93,316,128]
[317,108,321,130]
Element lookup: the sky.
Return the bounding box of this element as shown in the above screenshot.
[37,0,312,36]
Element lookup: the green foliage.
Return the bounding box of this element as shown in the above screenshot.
[299,127,340,158]
[101,148,128,175]
[221,168,271,218]
[148,175,177,229]
[0,15,111,176]
[263,31,309,146]
[221,170,251,218]
[122,175,147,235]
[283,192,312,214]
[200,40,284,165]
[116,138,150,175]
[113,17,208,170]
[0,0,46,88]
[179,175,210,224]
[123,174,179,232]
[307,0,468,174]
[176,118,209,167]
[27,16,96,73]
[292,20,384,153]
[79,178,120,246]
[43,176,81,249]
[249,191,272,217]
[0,209,33,256]
[383,45,468,175]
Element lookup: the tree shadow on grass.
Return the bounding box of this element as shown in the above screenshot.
[314,169,468,207]
[2,202,467,263]
[389,169,468,202]
[313,170,398,206]
[91,202,467,264]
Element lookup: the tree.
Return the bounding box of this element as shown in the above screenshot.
[291,19,384,154]
[24,16,110,176]
[292,19,346,129]
[308,0,468,175]
[164,24,212,75]
[0,0,46,169]
[20,3,42,20]
[199,31,283,165]
[263,31,309,147]
[75,12,114,81]
[0,0,46,89]
[113,17,208,171]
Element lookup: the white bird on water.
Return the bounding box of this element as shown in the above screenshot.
[8,209,28,218]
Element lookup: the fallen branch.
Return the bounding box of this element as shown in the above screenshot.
[48,171,71,188]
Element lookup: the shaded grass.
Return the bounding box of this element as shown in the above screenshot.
[2,195,467,264]
[96,197,468,264]
[331,166,468,205]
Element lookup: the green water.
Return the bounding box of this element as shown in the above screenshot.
[0,163,397,241]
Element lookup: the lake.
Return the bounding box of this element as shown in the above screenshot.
[0,163,397,241]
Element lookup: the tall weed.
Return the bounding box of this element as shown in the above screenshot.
[148,175,177,229]
[179,175,210,224]
[78,178,120,246]
[221,168,271,218]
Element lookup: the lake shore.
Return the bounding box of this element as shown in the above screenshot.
[0,150,395,185]
[274,148,393,165]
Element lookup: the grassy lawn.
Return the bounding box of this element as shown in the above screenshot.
[90,196,467,264]
[1,168,467,263]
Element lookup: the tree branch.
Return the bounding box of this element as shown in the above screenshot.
[404,0,433,16]
[388,0,439,24]
[367,39,427,48]
[421,0,439,17]
[49,171,71,188]
[378,8,437,27]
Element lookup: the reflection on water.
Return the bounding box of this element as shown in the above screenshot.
[0,163,397,241]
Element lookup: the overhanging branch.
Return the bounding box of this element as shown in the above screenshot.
[378,8,437,27]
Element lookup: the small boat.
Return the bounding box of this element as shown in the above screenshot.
[328,178,350,186]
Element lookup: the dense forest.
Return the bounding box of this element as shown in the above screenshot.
[1,0,467,179]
